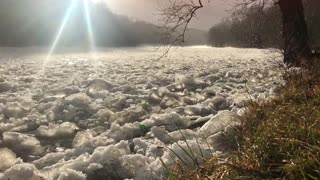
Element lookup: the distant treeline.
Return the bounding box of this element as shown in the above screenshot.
[0,0,206,47]
[208,0,320,49]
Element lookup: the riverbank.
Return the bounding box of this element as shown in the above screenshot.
[176,63,320,179]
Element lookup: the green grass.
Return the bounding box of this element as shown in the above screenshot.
[173,62,320,179]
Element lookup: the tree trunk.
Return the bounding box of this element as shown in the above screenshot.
[278,0,312,66]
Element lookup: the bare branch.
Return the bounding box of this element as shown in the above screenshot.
[156,0,205,59]
[156,0,276,59]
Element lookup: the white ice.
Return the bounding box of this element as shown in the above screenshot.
[0,47,283,179]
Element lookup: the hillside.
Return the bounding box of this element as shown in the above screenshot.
[0,0,207,47]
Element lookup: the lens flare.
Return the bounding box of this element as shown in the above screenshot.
[83,0,100,75]
[41,0,76,74]
[41,0,99,75]
[83,0,96,51]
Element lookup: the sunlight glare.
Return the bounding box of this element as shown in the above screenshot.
[42,0,77,74]
[83,0,100,76]
[41,0,100,76]
[83,0,96,51]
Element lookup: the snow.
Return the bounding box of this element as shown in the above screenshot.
[0,46,283,179]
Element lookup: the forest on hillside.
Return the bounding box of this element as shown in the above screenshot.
[208,0,320,49]
[0,0,206,47]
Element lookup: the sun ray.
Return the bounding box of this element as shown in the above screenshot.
[83,0,96,51]
[41,0,77,74]
[83,0,100,75]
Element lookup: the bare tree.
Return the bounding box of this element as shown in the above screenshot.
[160,0,313,66]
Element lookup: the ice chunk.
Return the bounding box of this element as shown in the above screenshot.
[112,96,128,110]
[162,140,213,166]
[141,113,190,131]
[33,152,65,170]
[87,163,103,172]
[0,148,17,171]
[206,131,238,151]
[3,102,27,118]
[157,87,171,97]
[57,169,86,180]
[136,158,165,180]
[203,96,228,111]
[112,105,147,125]
[1,116,41,134]
[65,93,92,108]
[115,141,131,155]
[23,77,35,83]
[44,87,80,99]
[225,70,241,78]
[209,65,220,74]
[61,104,93,122]
[202,87,217,97]
[151,127,198,144]
[148,91,162,104]
[35,122,79,139]
[106,122,143,141]
[189,115,213,128]
[167,129,198,142]
[118,154,149,179]
[3,132,44,157]
[86,79,113,98]
[87,79,113,91]
[232,94,250,108]
[36,102,54,113]
[205,74,221,83]
[175,74,206,90]
[199,111,240,137]
[0,163,43,180]
[145,139,214,178]
[160,96,181,109]
[117,85,139,95]
[148,71,171,86]
[0,82,13,93]
[72,131,95,148]
[132,138,148,154]
[94,108,114,121]
[40,144,128,179]
[18,97,34,112]
[146,143,165,159]
[62,135,114,161]
[129,138,165,158]
[183,105,215,116]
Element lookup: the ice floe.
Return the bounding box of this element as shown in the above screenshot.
[0,47,283,179]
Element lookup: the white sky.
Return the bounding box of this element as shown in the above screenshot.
[103,0,235,30]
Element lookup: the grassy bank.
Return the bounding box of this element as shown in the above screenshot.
[176,63,320,179]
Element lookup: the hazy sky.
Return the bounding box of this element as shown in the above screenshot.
[105,0,235,30]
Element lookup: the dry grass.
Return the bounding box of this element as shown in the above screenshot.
[173,61,320,180]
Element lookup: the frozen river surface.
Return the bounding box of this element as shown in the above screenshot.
[0,47,283,179]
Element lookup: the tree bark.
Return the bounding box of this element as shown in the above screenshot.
[278,0,312,66]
